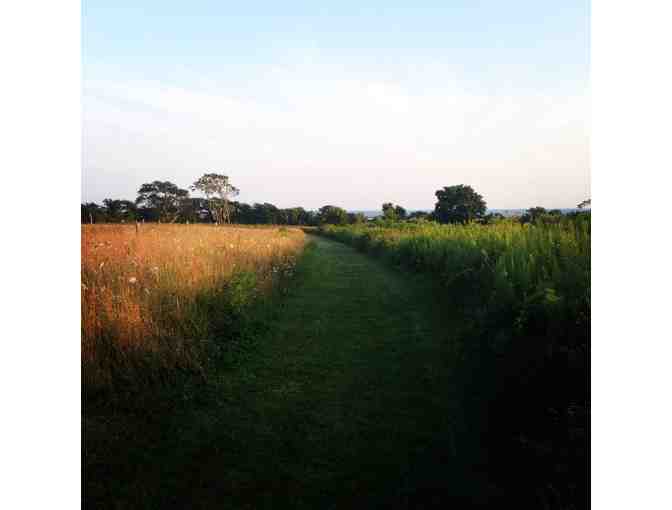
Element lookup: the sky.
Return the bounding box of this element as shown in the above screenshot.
[82,1,590,210]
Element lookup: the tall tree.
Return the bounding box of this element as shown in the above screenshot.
[135,181,189,223]
[190,173,239,224]
[433,185,487,224]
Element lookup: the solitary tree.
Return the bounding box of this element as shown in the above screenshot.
[191,173,240,224]
[135,181,189,223]
[434,185,487,224]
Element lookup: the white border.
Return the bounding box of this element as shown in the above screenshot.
[0,1,81,507]
[4,1,672,508]
[592,1,672,508]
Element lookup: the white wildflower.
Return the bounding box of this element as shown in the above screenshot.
[128,277,137,284]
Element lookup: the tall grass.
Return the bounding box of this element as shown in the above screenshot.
[82,224,306,398]
[319,218,589,506]
[321,219,589,341]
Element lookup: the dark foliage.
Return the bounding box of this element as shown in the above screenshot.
[382,202,407,221]
[318,219,589,508]
[434,184,487,224]
[317,205,349,225]
[135,181,190,223]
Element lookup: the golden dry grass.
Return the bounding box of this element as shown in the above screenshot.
[81,224,306,394]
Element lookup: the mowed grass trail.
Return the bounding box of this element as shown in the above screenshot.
[88,236,489,508]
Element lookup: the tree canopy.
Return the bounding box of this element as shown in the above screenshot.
[83,174,588,228]
[433,185,487,224]
[520,207,565,224]
[102,199,138,222]
[382,203,407,221]
[135,181,189,223]
[317,205,349,225]
[190,173,239,224]
[347,212,367,224]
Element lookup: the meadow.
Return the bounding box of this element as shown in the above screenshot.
[83,218,589,508]
[82,224,306,398]
[318,217,590,505]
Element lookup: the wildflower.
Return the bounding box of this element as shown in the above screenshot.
[128,277,137,284]
[99,262,105,270]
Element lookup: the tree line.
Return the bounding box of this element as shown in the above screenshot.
[82,174,590,226]
[80,175,360,226]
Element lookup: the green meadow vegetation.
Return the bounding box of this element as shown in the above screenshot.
[319,216,590,507]
[83,178,589,508]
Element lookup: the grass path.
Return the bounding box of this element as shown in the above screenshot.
[87,236,488,508]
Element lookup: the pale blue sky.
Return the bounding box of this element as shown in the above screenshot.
[82,1,590,209]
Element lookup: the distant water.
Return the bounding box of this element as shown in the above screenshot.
[352,208,584,219]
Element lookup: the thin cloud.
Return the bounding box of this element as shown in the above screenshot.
[83,65,589,209]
